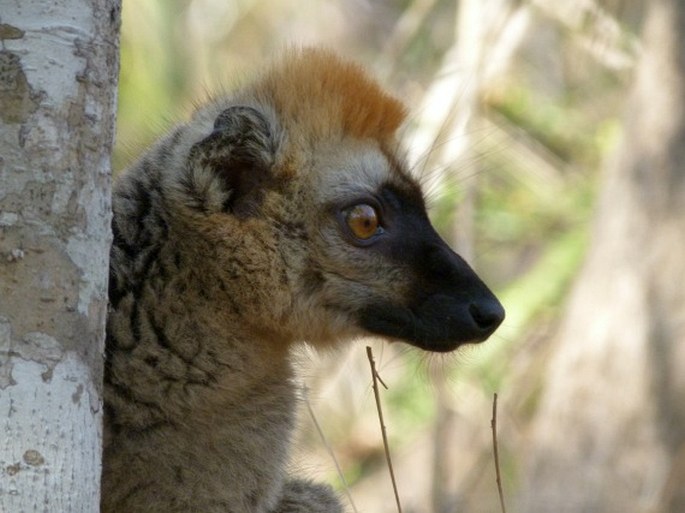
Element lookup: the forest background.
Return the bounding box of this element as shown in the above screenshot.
[115,1,684,512]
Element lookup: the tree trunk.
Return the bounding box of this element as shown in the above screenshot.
[0,1,120,511]
[521,0,685,511]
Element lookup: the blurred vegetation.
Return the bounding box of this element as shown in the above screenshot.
[115,0,640,510]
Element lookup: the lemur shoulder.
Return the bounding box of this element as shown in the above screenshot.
[103,48,504,513]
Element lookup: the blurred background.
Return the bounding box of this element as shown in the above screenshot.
[114,1,685,512]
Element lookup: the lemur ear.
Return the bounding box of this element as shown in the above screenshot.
[183,105,276,216]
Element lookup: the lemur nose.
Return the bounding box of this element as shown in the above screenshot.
[469,299,505,335]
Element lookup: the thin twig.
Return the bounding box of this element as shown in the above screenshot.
[303,386,359,513]
[491,392,507,513]
[366,346,402,513]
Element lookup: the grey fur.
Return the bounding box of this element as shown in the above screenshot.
[103,49,502,513]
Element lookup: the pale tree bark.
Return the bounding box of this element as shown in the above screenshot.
[521,0,685,511]
[0,1,120,511]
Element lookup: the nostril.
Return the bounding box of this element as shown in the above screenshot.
[469,299,505,332]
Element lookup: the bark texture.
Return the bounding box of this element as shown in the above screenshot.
[521,0,685,511]
[0,0,120,511]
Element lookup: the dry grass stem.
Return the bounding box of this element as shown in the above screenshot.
[366,346,403,513]
[491,392,507,513]
[303,386,359,513]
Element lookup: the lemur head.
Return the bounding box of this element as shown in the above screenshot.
[172,48,504,352]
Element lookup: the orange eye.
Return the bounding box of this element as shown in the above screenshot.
[345,204,381,240]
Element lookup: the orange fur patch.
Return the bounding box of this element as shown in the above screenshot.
[254,48,407,144]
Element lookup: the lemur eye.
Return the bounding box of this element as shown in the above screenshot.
[345,204,382,240]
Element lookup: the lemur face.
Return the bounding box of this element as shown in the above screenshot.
[179,49,504,351]
[301,142,504,352]
[184,108,503,352]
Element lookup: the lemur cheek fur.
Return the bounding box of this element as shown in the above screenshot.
[103,48,503,513]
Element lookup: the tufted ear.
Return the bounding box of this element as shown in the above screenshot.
[182,106,277,216]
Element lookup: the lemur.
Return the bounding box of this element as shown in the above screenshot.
[103,48,504,513]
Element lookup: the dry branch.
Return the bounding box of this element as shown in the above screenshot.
[491,392,507,513]
[366,346,403,513]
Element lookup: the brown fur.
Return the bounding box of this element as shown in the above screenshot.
[103,48,502,513]
[255,48,407,144]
